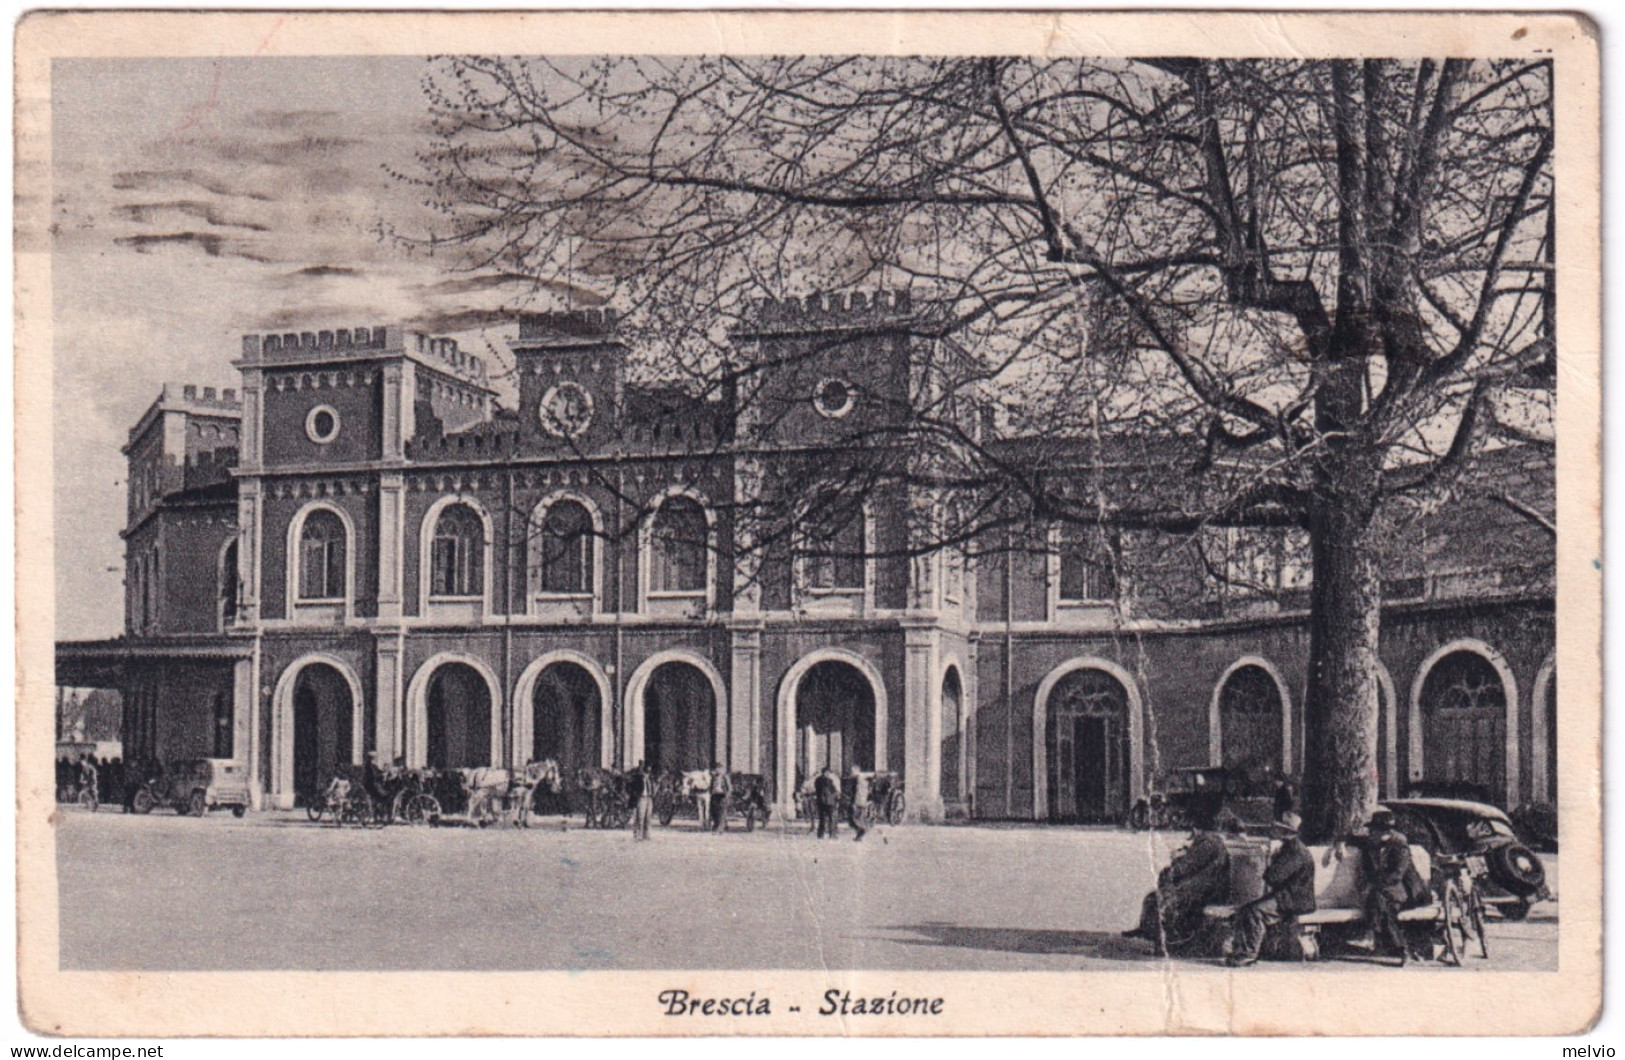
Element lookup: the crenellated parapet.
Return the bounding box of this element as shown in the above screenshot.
[742,289,917,332]
[239,324,490,389]
[517,309,621,344]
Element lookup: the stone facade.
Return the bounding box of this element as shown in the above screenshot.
[57,297,1557,821]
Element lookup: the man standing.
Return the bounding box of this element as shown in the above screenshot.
[709,762,730,833]
[628,761,653,840]
[847,765,869,841]
[1228,811,1316,966]
[691,765,711,831]
[814,764,841,839]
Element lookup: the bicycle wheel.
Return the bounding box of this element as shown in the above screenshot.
[1468,889,1490,959]
[307,801,325,822]
[77,788,98,813]
[887,791,906,826]
[1441,877,1467,967]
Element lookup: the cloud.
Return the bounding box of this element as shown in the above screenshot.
[116,200,270,231]
[292,265,362,278]
[113,231,271,263]
[416,272,601,300]
[111,169,275,202]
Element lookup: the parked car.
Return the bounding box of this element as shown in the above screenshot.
[131,758,250,817]
[1382,798,1551,920]
[1128,766,1279,833]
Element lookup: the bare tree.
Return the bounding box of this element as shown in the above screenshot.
[402,55,1554,836]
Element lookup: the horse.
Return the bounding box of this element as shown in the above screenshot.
[461,760,562,827]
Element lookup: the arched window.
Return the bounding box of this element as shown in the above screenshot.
[536,499,594,596]
[429,503,484,598]
[298,510,347,601]
[650,496,708,594]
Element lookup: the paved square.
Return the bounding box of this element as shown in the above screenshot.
[56,810,1558,972]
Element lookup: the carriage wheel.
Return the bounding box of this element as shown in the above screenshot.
[306,801,325,822]
[657,795,676,827]
[1441,877,1468,967]
[404,794,439,825]
[887,792,906,826]
[132,789,155,815]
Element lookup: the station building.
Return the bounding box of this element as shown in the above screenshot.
[56,294,1557,820]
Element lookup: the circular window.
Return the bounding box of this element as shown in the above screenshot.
[306,405,341,444]
[539,382,596,439]
[813,377,856,419]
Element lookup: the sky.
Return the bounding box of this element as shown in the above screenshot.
[51,57,565,639]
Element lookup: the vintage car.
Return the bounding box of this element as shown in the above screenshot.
[1382,798,1551,920]
[132,758,251,817]
[1127,766,1278,833]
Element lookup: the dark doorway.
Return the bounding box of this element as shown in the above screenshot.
[1046,667,1130,823]
[794,660,876,788]
[426,662,492,769]
[1420,650,1506,804]
[532,662,601,772]
[941,667,963,803]
[643,662,715,773]
[291,663,353,805]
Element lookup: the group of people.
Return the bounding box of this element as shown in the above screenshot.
[1124,806,1428,966]
[809,763,870,841]
[622,760,733,840]
[56,754,114,803]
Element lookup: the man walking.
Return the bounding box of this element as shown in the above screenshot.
[847,764,869,841]
[814,764,841,839]
[1228,811,1316,966]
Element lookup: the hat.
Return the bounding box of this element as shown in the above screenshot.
[1272,812,1302,835]
[1369,809,1396,830]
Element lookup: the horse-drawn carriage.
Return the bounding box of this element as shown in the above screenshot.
[576,768,634,829]
[306,761,560,828]
[652,771,773,831]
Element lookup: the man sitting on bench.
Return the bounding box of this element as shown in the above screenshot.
[1227,812,1315,967]
[1335,809,1429,965]
[1123,808,1233,954]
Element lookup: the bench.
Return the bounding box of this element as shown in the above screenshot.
[1204,844,1437,959]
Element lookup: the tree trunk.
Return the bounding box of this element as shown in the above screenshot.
[1301,472,1383,841]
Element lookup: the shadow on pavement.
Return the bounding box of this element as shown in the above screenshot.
[883,923,1164,960]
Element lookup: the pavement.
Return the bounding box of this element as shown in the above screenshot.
[55,808,1559,972]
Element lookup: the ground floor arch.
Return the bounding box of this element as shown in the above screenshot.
[774,649,889,815]
[513,651,613,772]
[622,651,726,774]
[271,654,364,809]
[1033,658,1143,823]
[404,653,502,769]
[1408,639,1519,806]
[1208,656,1292,778]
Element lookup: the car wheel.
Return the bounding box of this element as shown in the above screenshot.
[1500,899,1534,922]
[1489,843,1546,894]
[232,805,247,818]
[132,789,155,814]
[188,791,208,817]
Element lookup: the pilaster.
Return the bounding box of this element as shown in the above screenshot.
[375,634,405,763]
[902,615,944,821]
[235,479,262,625]
[377,471,406,621]
[727,617,764,772]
